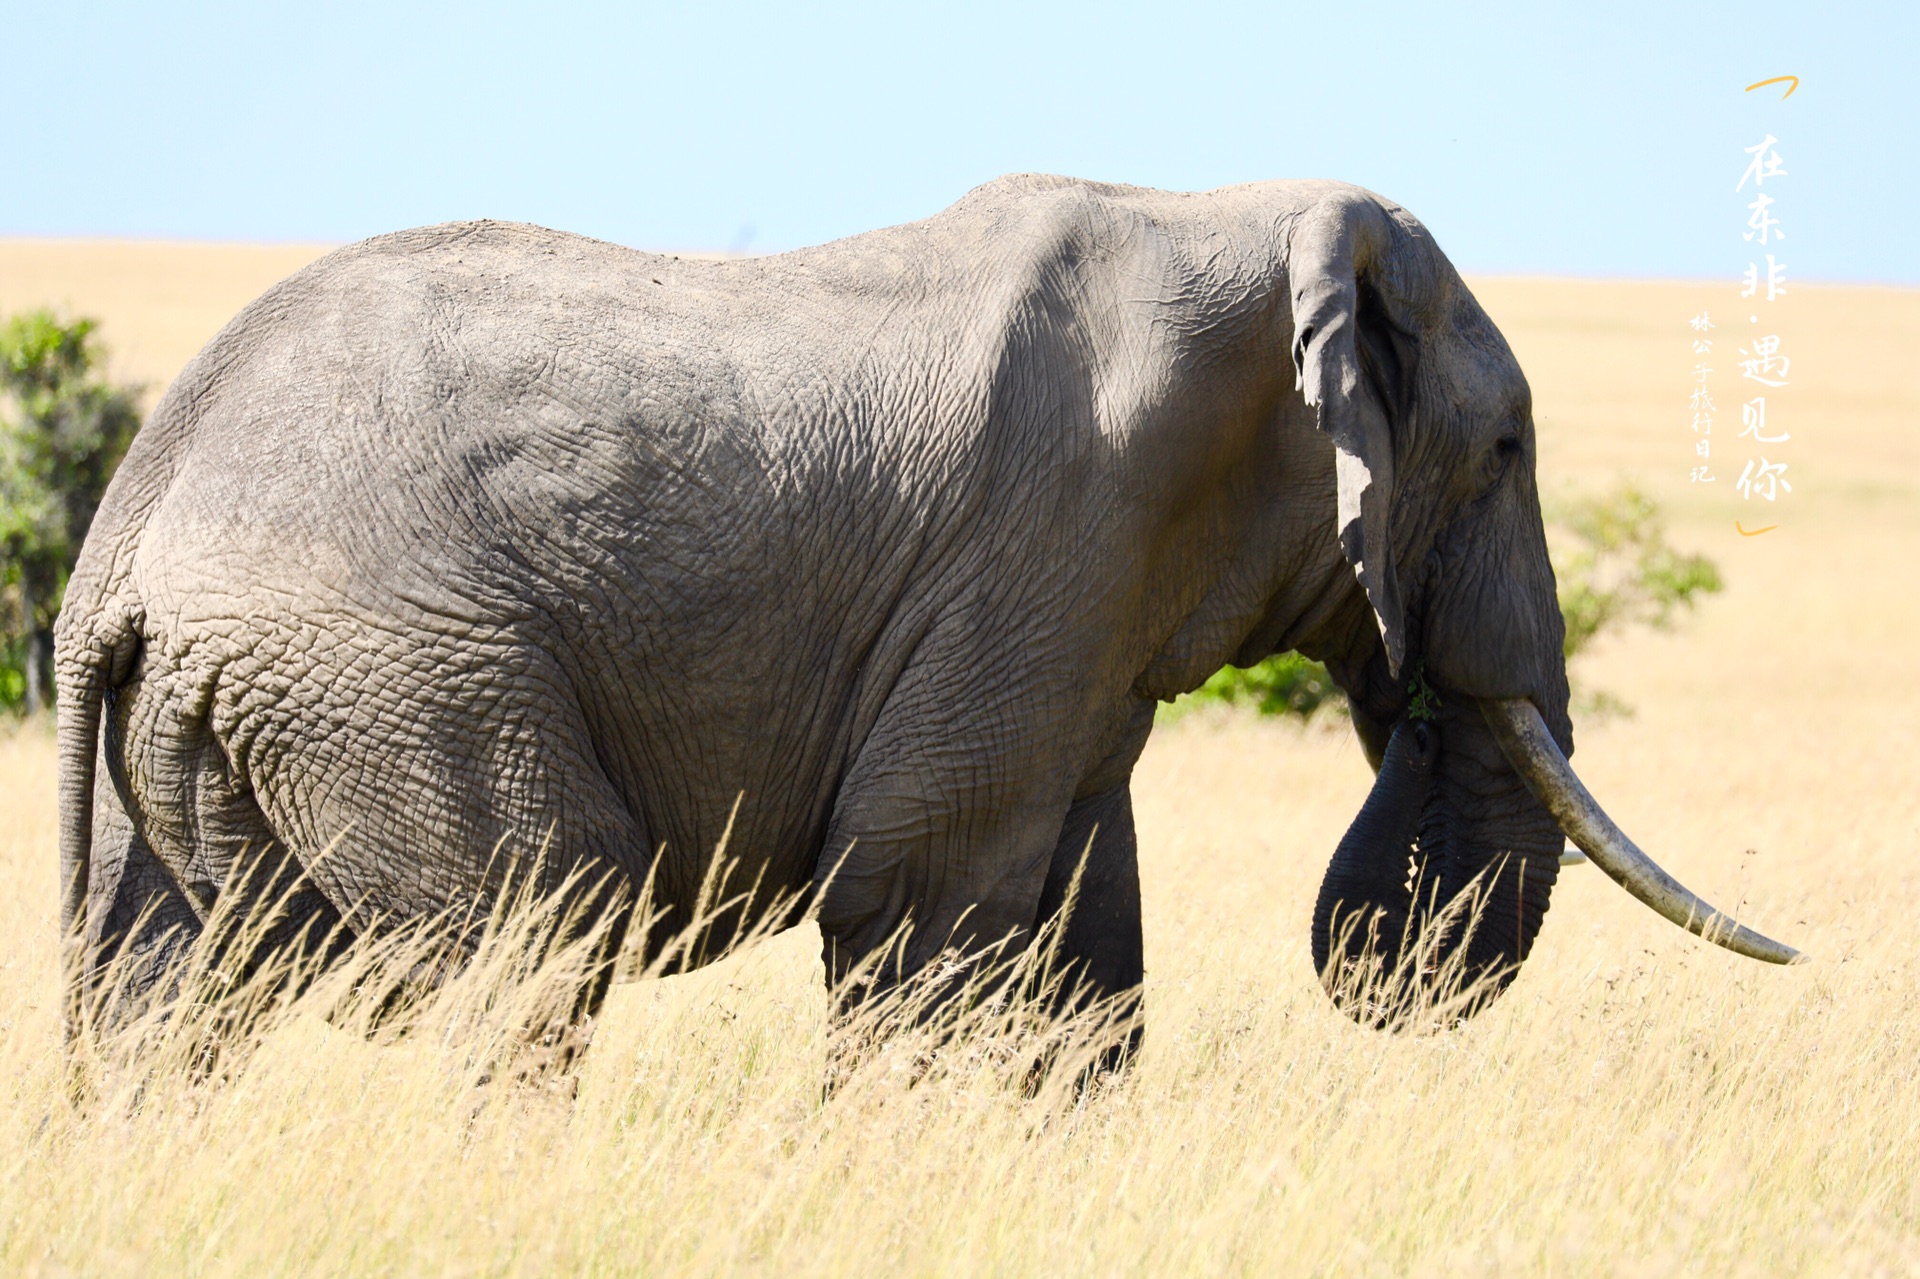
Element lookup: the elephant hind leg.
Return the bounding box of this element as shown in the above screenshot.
[82,737,202,1037]
[81,738,348,1052]
[103,672,349,1040]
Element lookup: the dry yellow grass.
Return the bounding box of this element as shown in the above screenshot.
[0,240,330,405]
[1,243,1917,1275]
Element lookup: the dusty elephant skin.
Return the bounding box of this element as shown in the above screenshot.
[52,174,1787,1062]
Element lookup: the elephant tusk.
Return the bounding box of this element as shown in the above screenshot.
[1482,697,1806,966]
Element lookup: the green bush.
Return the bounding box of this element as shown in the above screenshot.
[1176,484,1721,721]
[0,311,142,715]
[1182,650,1340,718]
[1547,484,1722,662]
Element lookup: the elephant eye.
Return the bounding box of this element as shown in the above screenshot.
[1474,432,1523,496]
[1483,432,1523,475]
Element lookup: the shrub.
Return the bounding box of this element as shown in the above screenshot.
[1175,484,1722,721]
[1182,650,1340,719]
[0,311,142,714]
[1547,484,1722,662]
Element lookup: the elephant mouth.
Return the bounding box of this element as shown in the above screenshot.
[1312,696,1802,1027]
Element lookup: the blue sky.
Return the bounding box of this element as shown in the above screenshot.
[5,1,1909,280]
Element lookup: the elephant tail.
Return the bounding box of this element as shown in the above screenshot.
[53,601,140,1042]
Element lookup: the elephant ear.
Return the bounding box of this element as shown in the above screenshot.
[1288,193,1423,677]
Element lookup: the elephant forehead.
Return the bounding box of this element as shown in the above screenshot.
[1428,293,1530,420]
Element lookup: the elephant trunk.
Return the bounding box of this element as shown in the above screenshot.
[1310,717,1435,1007]
[1314,696,1808,1028]
[1314,698,1563,1026]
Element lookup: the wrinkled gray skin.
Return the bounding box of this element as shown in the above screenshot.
[55,175,1573,1051]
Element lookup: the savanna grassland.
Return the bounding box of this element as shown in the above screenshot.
[1,241,1917,1276]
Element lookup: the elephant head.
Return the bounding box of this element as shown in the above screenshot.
[1286,192,1800,1023]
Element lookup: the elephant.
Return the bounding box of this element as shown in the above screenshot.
[53,174,1799,1060]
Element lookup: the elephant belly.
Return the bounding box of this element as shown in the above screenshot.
[118,505,900,950]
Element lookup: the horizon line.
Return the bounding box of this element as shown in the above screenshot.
[1,234,1914,292]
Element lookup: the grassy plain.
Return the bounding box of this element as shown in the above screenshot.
[1,241,1916,1275]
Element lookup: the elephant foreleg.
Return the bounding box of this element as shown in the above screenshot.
[1033,781,1145,1075]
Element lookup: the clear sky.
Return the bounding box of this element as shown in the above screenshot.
[5,0,1909,281]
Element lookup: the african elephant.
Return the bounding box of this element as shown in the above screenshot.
[53,174,1798,1055]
